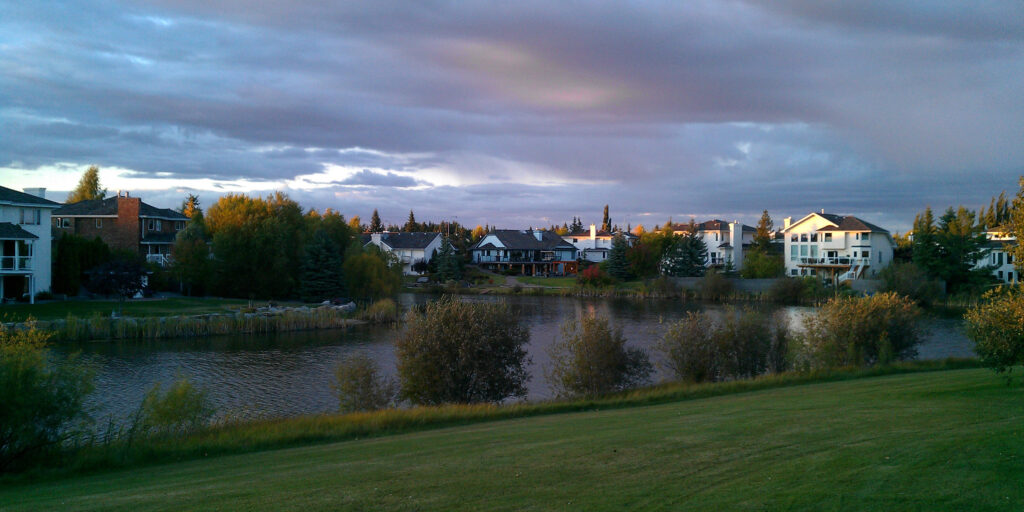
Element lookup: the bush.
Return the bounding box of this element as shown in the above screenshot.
[0,324,94,472]
[698,270,733,301]
[333,353,399,413]
[657,309,789,383]
[577,265,614,287]
[358,298,399,323]
[767,277,828,304]
[396,297,530,405]
[137,376,215,437]
[546,315,652,397]
[965,287,1024,377]
[793,292,922,370]
[878,262,945,307]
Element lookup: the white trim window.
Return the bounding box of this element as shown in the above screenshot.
[19,208,40,225]
[95,218,103,228]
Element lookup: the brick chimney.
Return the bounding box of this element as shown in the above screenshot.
[115,195,142,253]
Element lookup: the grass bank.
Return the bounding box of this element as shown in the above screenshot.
[0,297,259,322]
[1,362,1018,511]
[4,359,983,482]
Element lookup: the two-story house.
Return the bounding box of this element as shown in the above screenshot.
[52,191,188,266]
[562,225,637,262]
[362,232,447,275]
[976,229,1018,285]
[0,186,60,302]
[671,220,756,270]
[471,229,578,276]
[782,211,895,283]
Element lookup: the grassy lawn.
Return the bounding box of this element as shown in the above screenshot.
[0,297,283,322]
[514,275,579,288]
[2,368,1020,511]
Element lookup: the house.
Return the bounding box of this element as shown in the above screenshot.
[562,224,637,262]
[0,186,60,302]
[471,229,578,276]
[782,210,895,283]
[52,191,188,266]
[362,232,447,275]
[976,229,1018,284]
[671,220,756,270]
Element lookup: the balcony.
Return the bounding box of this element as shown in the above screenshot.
[797,257,869,267]
[0,255,32,272]
[146,254,173,267]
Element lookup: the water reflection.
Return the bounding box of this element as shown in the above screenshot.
[58,294,975,426]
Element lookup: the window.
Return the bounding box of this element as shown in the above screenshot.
[861,233,869,241]
[95,219,103,228]
[1009,254,1014,265]
[175,221,185,230]
[19,208,40,225]
[998,271,1004,280]
[878,252,882,263]
[800,245,808,257]
[997,253,1004,265]
[824,233,832,242]
[55,217,70,228]
[810,233,818,242]
[790,234,798,242]
[790,245,797,261]
[862,250,870,259]
[810,245,818,258]
[800,234,807,242]
[791,269,798,276]
[1009,271,1015,283]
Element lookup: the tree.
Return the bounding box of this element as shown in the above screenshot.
[605,233,631,279]
[601,205,611,232]
[171,213,211,296]
[928,206,992,294]
[300,229,346,302]
[348,215,364,233]
[965,287,1024,378]
[546,315,651,397]
[739,250,784,279]
[433,237,462,281]
[0,325,94,472]
[66,165,106,203]
[369,209,383,233]
[52,233,111,296]
[877,262,945,307]
[403,210,418,232]
[343,247,401,301]
[396,297,530,405]
[660,220,708,277]
[180,194,202,219]
[911,207,940,275]
[1009,177,1024,273]
[333,352,399,412]
[87,253,147,312]
[753,210,774,252]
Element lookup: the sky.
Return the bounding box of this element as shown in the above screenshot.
[2,1,1023,232]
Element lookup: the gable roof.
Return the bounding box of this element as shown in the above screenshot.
[0,186,60,208]
[787,212,889,233]
[565,229,638,239]
[0,222,39,240]
[53,197,187,220]
[472,230,576,251]
[670,220,755,233]
[376,232,442,250]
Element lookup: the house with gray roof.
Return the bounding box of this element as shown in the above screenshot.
[782,210,896,283]
[670,219,756,270]
[0,186,61,302]
[364,232,447,275]
[470,229,578,276]
[52,191,188,266]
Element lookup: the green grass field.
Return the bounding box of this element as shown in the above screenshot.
[0,297,276,322]
[2,367,1020,511]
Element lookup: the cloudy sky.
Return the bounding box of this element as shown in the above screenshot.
[2,1,1023,231]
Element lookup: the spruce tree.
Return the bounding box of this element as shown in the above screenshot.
[606,233,631,279]
[753,210,774,252]
[300,229,345,302]
[369,209,383,233]
[404,210,417,232]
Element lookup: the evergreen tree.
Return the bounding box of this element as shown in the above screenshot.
[1009,177,1024,272]
[659,220,708,277]
[606,233,632,279]
[403,210,418,232]
[300,229,345,302]
[369,209,383,233]
[181,194,202,218]
[753,210,774,252]
[434,236,462,282]
[934,206,991,293]
[601,205,611,232]
[67,166,106,203]
[911,207,940,274]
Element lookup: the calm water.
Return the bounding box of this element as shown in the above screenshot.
[58,294,974,425]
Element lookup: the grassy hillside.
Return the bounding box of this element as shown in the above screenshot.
[1,368,1020,511]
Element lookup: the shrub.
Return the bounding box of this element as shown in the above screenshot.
[358,298,399,323]
[333,353,399,412]
[396,297,530,405]
[547,315,652,397]
[0,324,94,472]
[657,309,789,383]
[878,262,945,307]
[577,265,613,287]
[965,287,1024,377]
[767,277,828,304]
[137,376,215,437]
[698,270,733,301]
[794,292,922,370]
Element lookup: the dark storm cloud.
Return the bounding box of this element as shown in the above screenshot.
[1,0,1022,229]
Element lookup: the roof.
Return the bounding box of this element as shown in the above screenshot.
[0,222,39,240]
[376,232,441,250]
[565,229,637,239]
[0,186,60,208]
[472,230,577,251]
[793,212,889,233]
[53,197,188,220]
[670,219,755,233]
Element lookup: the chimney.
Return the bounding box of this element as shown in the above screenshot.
[370,233,382,245]
[784,217,792,230]
[589,224,596,240]
[22,187,46,199]
[821,208,825,214]
[533,230,543,242]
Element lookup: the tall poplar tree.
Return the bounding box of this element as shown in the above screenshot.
[67,166,106,203]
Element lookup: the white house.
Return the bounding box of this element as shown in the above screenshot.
[471,229,578,276]
[363,232,446,275]
[562,224,637,262]
[0,186,60,302]
[672,220,755,271]
[782,211,895,283]
[977,230,1018,284]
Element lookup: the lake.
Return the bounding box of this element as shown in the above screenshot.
[60,294,975,425]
